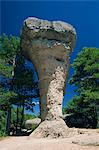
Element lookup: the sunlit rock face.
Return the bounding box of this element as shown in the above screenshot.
[21,17,76,138]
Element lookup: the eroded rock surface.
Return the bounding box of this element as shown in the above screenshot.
[21,17,76,138]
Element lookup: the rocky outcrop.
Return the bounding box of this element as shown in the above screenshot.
[30,118,69,138]
[21,17,76,138]
[25,118,41,130]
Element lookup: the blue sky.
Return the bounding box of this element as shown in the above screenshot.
[1,0,99,113]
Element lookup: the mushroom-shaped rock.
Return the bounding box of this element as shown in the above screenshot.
[21,17,76,138]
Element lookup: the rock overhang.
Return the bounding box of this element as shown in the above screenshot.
[24,17,76,33]
[22,17,76,53]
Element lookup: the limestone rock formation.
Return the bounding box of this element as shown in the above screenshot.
[25,118,41,130]
[21,17,76,138]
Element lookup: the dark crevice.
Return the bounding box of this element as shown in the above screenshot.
[55,57,65,63]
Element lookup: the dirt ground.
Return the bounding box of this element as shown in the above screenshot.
[0,133,99,150]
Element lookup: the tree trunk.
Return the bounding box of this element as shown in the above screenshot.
[96,105,99,128]
[20,99,24,131]
[6,107,11,135]
[16,105,19,135]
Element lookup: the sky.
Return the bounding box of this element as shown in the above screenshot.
[0,0,99,114]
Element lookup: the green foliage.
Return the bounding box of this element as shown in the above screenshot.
[0,34,20,79]
[0,59,13,78]
[64,47,99,128]
[0,34,19,110]
[0,89,17,105]
[0,34,20,63]
[0,34,20,136]
[24,113,36,121]
[11,107,22,125]
[69,47,99,98]
[0,34,39,136]
[0,110,6,137]
[14,65,35,89]
[69,47,99,93]
[31,124,37,130]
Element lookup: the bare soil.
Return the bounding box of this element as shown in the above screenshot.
[0,129,99,150]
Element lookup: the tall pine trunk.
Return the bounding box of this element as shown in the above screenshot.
[96,105,99,128]
[20,99,24,131]
[6,107,11,135]
[16,105,19,135]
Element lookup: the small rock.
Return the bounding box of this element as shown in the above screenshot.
[25,118,41,130]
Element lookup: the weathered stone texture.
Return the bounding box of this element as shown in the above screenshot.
[30,118,69,138]
[21,17,76,138]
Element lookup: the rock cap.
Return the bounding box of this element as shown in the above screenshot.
[24,17,76,35]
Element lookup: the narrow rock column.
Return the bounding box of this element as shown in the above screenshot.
[21,17,76,138]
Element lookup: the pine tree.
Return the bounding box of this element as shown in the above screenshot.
[64,47,99,128]
[0,34,20,135]
[0,34,39,135]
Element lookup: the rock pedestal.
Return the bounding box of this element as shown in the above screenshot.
[21,17,76,138]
